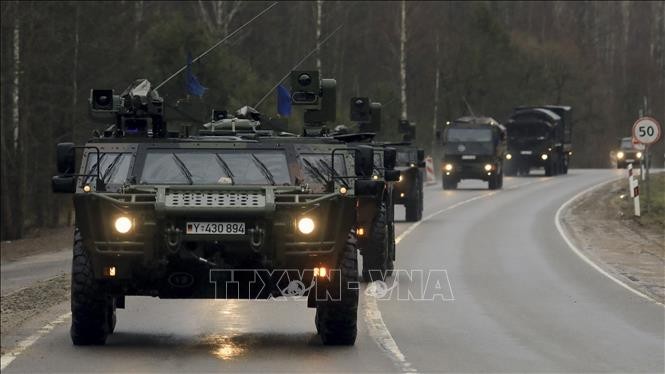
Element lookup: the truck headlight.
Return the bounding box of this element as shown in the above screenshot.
[297,217,315,235]
[114,216,133,234]
[484,164,492,171]
[636,152,642,159]
[444,164,453,171]
[617,151,624,159]
[398,175,403,182]
[505,153,512,160]
[541,154,548,160]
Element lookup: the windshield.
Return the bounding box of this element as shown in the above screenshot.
[139,150,290,185]
[507,123,550,139]
[446,128,493,142]
[84,153,133,185]
[397,150,415,164]
[300,153,347,190]
[620,138,632,149]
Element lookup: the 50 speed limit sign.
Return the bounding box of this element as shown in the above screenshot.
[632,117,661,145]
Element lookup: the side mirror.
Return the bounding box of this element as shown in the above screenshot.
[384,170,400,182]
[383,147,397,170]
[52,175,76,193]
[417,149,425,163]
[355,145,374,178]
[56,142,76,174]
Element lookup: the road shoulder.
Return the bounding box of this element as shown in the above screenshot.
[559,176,664,304]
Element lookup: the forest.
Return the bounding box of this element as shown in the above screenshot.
[1,1,664,240]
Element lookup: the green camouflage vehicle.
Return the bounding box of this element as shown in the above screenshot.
[51,78,382,346]
[390,120,425,222]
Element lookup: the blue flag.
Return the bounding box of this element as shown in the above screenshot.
[186,52,207,97]
[276,84,292,117]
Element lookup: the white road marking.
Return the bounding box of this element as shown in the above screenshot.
[554,178,664,306]
[0,312,71,371]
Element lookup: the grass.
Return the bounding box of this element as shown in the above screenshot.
[617,171,665,228]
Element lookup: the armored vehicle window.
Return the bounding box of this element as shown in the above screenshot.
[300,154,346,190]
[446,128,493,142]
[84,153,132,185]
[397,150,415,164]
[140,150,290,185]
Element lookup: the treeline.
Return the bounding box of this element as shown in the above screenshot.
[1,1,664,240]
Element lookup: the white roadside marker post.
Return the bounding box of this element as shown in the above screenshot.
[628,163,640,217]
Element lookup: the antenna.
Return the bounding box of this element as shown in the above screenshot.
[254,24,344,108]
[154,2,279,91]
[462,96,476,118]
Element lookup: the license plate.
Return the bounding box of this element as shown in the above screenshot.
[461,155,476,160]
[626,159,634,163]
[520,150,533,155]
[186,222,245,235]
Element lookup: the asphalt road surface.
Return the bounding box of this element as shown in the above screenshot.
[3,169,663,373]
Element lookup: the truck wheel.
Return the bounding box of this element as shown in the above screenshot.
[316,232,358,345]
[405,175,423,222]
[544,162,554,176]
[71,228,114,345]
[497,173,504,189]
[488,174,499,190]
[442,176,458,190]
[362,201,393,282]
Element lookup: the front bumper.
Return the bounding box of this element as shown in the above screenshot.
[441,158,499,181]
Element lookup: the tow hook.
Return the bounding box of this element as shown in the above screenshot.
[249,225,265,250]
[165,224,182,253]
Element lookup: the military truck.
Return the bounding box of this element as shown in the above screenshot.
[51,78,393,346]
[503,105,573,176]
[440,116,506,190]
[390,120,425,222]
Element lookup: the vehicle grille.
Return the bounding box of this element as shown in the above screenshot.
[165,191,266,208]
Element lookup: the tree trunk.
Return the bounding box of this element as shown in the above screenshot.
[399,0,408,120]
[316,0,323,72]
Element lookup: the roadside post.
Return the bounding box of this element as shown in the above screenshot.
[628,163,640,216]
[632,117,662,213]
[425,156,436,185]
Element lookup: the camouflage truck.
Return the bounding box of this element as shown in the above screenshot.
[51,79,382,346]
[440,116,506,190]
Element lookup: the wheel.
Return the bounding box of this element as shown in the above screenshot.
[405,174,423,222]
[361,201,393,282]
[497,173,504,189]
[442,176,458,190]
[71,228,115,345]
[544,161,554,176]
[316,232,359,345]
[488,174,499,190]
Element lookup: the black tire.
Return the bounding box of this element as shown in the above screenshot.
[497,172,504,189]
[442,176,458,190]
[316,232,359,345]
[544,161,554,176]
[71,228,115,345]
[405,173,423,222]
[361,201,393,282]
[488,174,499,190]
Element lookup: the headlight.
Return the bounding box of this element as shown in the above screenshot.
[541,154,548,160]
[398,175,403,182]
[444,164,453,171]
[484,164,492,171]
[297,217,315,235]
[505,153,512,160]
[114,216,133,234]
[636,152,642,159]
[617,151,624,159]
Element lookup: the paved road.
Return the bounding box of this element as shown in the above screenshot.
[3,169,664,373]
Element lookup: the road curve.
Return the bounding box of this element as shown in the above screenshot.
[3,169,663,373]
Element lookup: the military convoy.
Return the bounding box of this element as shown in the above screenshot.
[503,105,573,176]
[440,116,506,190]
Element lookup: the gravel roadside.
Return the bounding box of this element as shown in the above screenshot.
[560,176,664,303]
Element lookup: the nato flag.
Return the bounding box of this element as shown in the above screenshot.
[186,52,207,97]
[277,84,292,117]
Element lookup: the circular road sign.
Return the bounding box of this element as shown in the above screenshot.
[632,117,661,145]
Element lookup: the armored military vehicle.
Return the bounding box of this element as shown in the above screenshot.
[440,116,506,190]
[390,120,425,222]
[503,105,573,176]
[51,77,386,346]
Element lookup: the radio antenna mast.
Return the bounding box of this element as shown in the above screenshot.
[154,2,279,91]
[254,24,344,108]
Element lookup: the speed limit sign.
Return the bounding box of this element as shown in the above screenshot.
[632,117,661,145]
